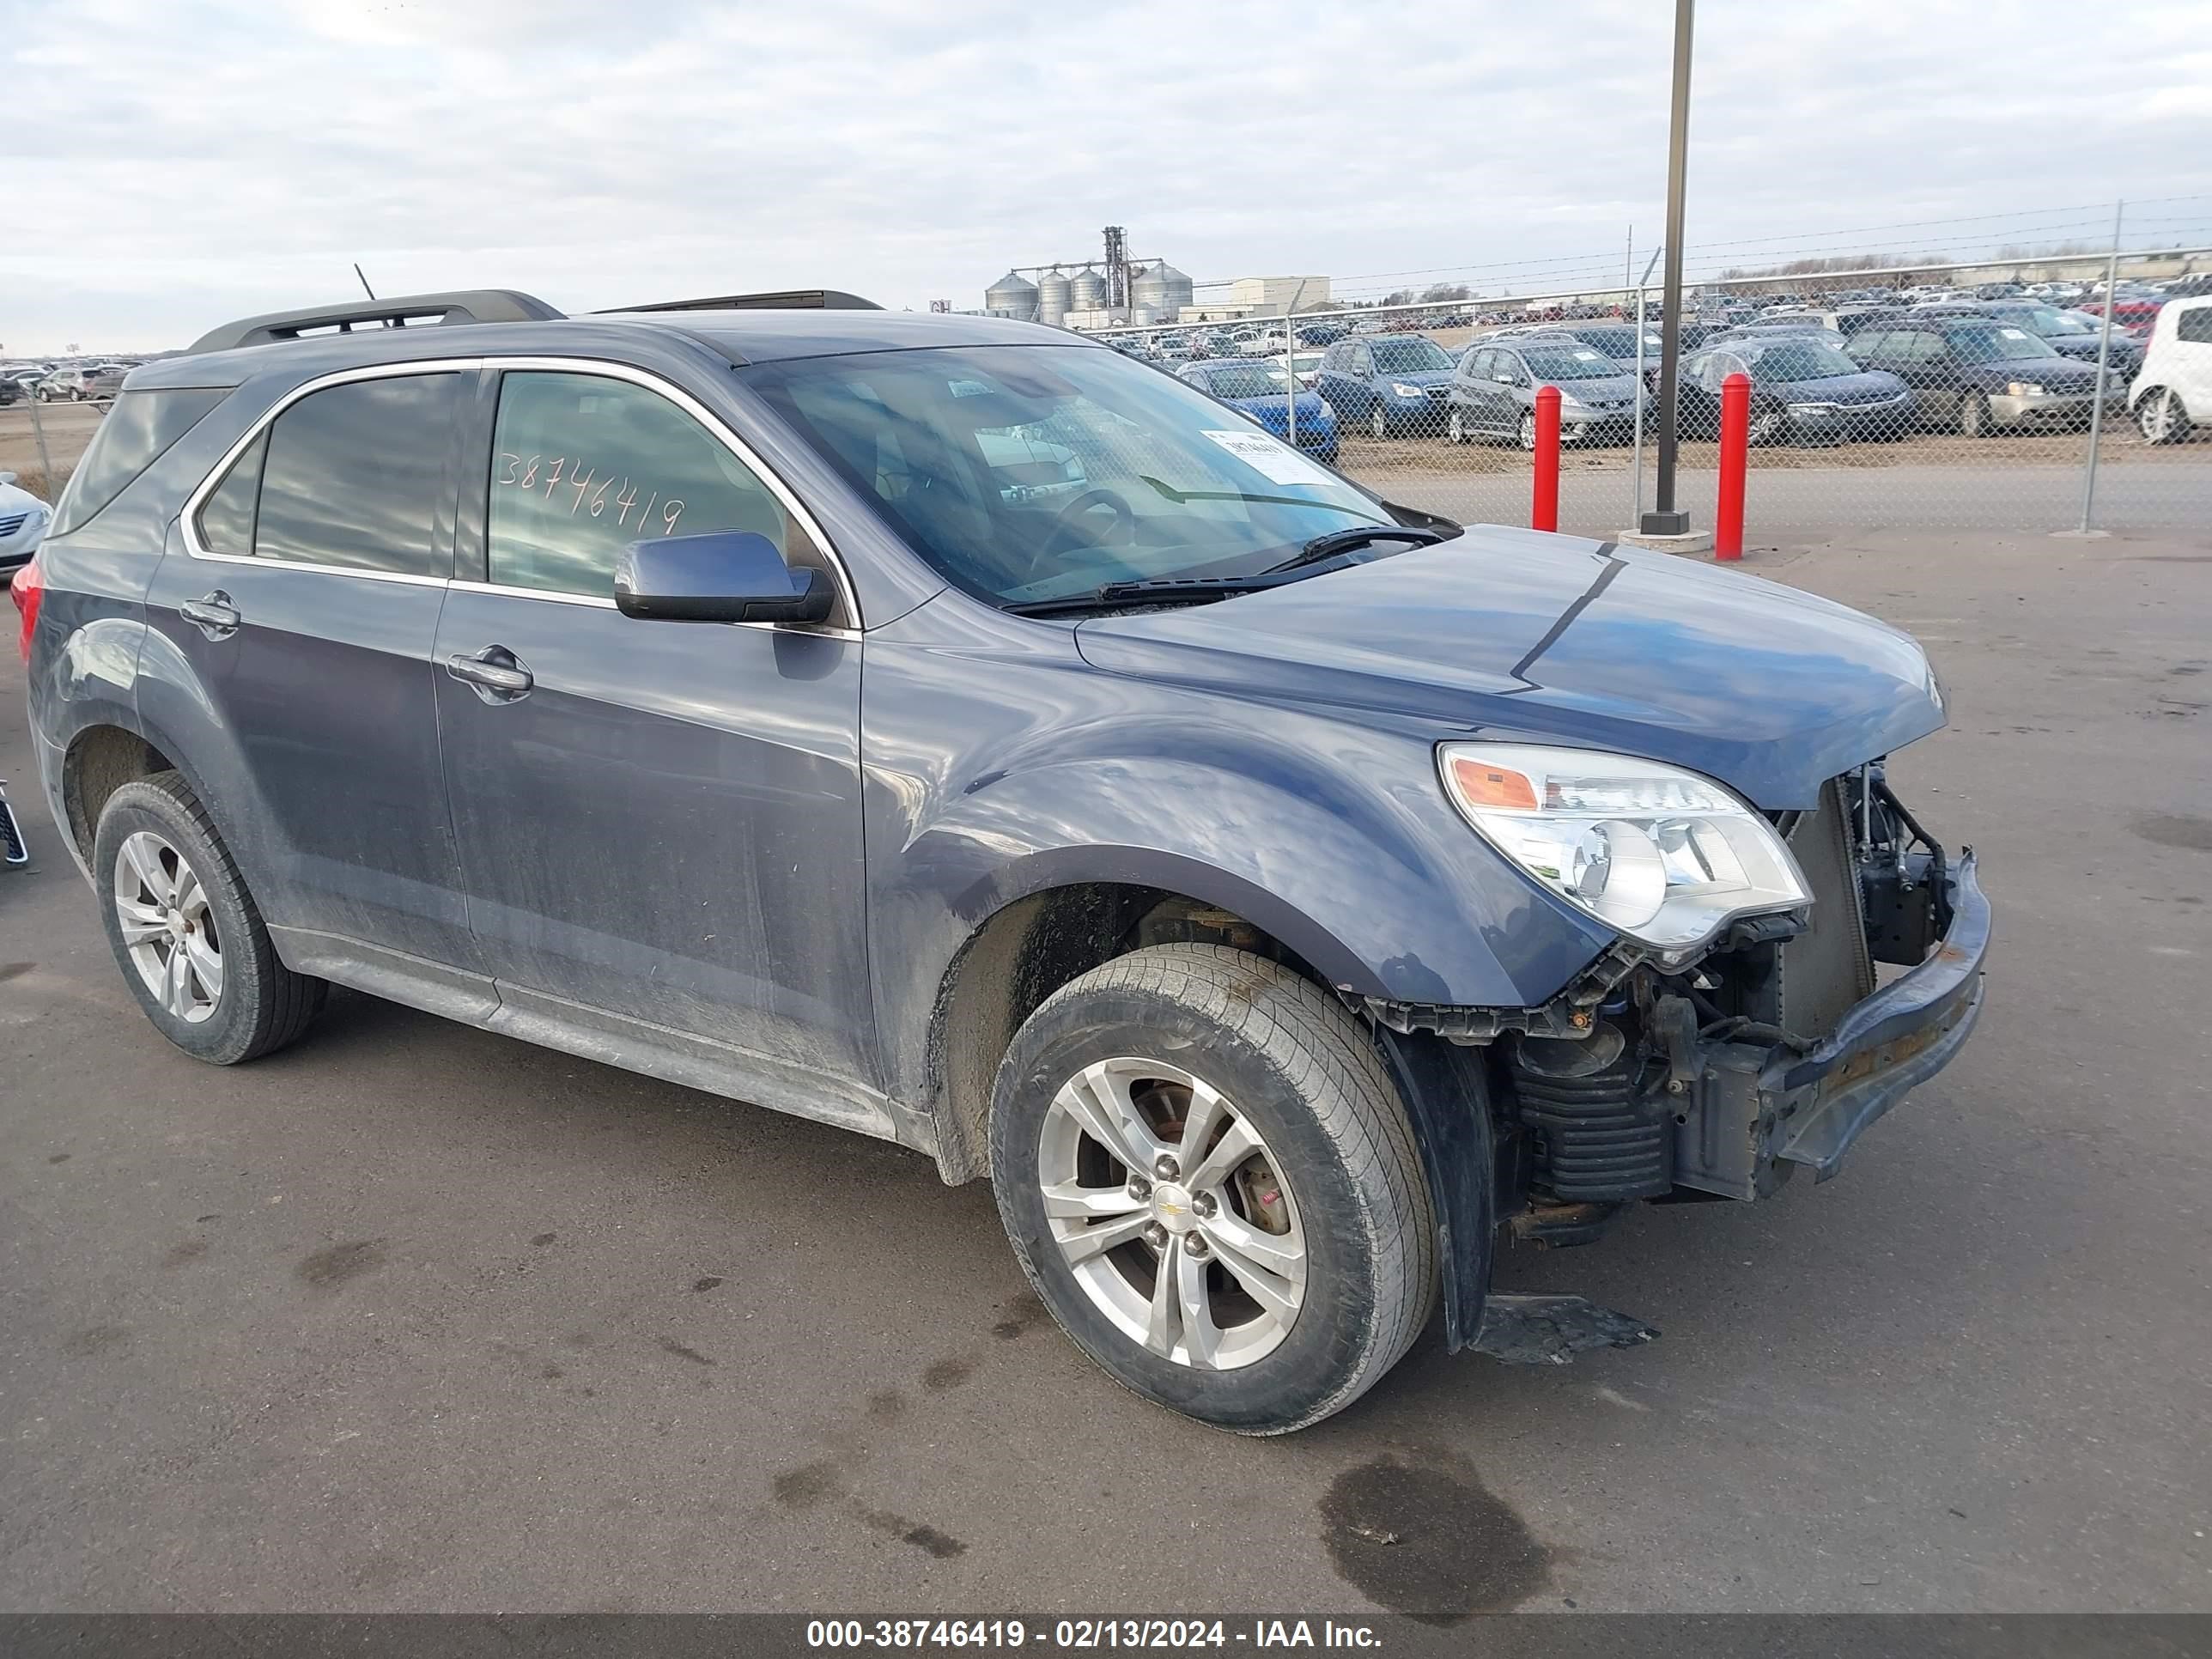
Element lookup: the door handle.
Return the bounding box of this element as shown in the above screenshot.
[445,646,533,703]
[179,592,240,640]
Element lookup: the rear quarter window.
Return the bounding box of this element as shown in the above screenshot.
[52,387,229,537]
[2178,307,2212,346]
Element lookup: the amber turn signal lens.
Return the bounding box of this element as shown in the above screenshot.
[1448,756,1538,810]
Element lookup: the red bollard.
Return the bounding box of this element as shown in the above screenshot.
[1531,384,1561,532]
[1714,370,1750,561]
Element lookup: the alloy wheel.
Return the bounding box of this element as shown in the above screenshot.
[1036,1056,1306,1370]
[113,830,223,1023]
[1369,404,1388,440]
[1449,409,1465,444]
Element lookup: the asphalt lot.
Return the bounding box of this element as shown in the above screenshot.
[2,527,2209,1617]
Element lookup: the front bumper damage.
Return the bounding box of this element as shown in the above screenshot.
[1671,851,1987,1198]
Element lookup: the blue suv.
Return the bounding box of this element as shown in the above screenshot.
[1316,334,1457,438]
[15,288,1988,1434]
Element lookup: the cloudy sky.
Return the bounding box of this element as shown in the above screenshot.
[7,0,2210,354]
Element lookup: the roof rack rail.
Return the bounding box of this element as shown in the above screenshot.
[602,289,884,313]
[188,289,565,356]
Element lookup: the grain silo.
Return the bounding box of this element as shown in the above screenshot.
[1036,266,1073,327]
[984,270,1040,320]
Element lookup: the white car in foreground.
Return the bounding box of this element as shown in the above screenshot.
[0,471,52,570]
[2129,296,2212,444]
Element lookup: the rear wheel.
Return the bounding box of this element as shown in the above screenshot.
[1748,407,1787,445]
[1959,392,1990,438]
[2138,388,2191,445]
[94,773,325,1065]
[1518,410,1539,451]
[990,945,1435,1435]
[1448,408,1467,445]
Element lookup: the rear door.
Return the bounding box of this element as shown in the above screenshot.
[431,362,876,1088]
[145,365,478,969]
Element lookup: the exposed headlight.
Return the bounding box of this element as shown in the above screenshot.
[1785,402,1833,415]
[1437,743,1811,950]
[2006,381,2046,398]
[1389,382,1427,398]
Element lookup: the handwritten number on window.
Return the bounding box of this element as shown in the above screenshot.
[495,459,684,538]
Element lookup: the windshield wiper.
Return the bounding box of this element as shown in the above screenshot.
[1261,524,1450,574]
[1136,474,1373,514]
[1002,579,1273,618]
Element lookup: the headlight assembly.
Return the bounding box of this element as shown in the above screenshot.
[1437,743,1811,950]
[1389,382,1427,398]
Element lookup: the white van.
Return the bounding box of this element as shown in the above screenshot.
[2128,296,2212,443]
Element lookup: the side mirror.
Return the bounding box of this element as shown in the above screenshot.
[613,530,833,625]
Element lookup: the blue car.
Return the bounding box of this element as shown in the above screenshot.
[19,288,1987,1435]
[1176,358,1338,462]
[1316,333,1457,438]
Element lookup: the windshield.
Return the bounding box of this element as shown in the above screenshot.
[1569,328,1662,360]
[1746,342,1863,382]
[1369,338,1452,374]
[1944,324,2058,364]
[2008,305,2095,336]
[1520,345,1621,381]
[747,344,1389,608]
[1202,365,1289,400]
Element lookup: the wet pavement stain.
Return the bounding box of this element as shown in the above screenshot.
[866,1389,907,1425]
[531,1232,557,1247]
[1320,1454,1550,1624]
[922,1356,975,1391]
[772,1461,845,1511]
[656,1337,714,1366]
[691,1276,724,1292]
[2133,812,2212,852]
[992,1291,1048,1340]
[160,1239,209,1268]
[298,1239,386,1291]
[0,963,34,984]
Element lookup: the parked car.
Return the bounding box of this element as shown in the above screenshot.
[1444,337,1644,448]
[35,367,98,401]
[1176,358,1339,462]
[0,375,21,408]
[15,287,1988,1435]
[0,470,52,570]
[2127,295,2212,444]
[1316,334,1456,438]
[1263,349,1327,391]
[1977,301,2144,380]
[1845,317,2103,434]
[1679,337,1913,445]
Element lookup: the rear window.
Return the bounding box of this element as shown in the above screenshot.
[52,387,228,536]
[2179,307,2212,346]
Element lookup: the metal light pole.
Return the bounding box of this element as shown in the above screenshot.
[1640,0,1696,538]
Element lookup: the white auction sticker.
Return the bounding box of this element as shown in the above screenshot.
[1199,428,1335,488]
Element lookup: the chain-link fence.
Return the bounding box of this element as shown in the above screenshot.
[1083,238,2212,545]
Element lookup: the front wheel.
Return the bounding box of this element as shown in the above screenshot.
[1518,410,1539,451]
[1368,402,1389,441]
[990,945,1436,1435]
[1448,408,1468,445]
[1959,392,1990,438]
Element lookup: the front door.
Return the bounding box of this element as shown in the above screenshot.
[143,367,478,969]
[431,364,876,1089]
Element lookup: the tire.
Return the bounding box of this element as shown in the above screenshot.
[93,772,326,1065]
[1448,408,1467,445]
[1368,402,1389,441]
[1517,410,1539,452]
[2138,388,2192,446]
[989,944,1436,1436]
[1959,392,1990,438]
[1748,408,1787,446]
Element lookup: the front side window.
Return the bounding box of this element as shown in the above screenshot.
[746,343,1391,608]
[252,373,459,576]
[486,371,801,598]
[2175,307,2212,345]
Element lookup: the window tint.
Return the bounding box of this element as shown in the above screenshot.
[253,374,458,576]
[54,387,228,536]
[2177,307,2212,345]
[487,371,799,598]
[195,431,264,556]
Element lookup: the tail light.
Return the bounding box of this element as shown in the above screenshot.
[11,554,41,663]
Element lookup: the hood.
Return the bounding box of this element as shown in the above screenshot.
[1764,369,1906,404]
[2045,335,2136,362]
[1976,355,2101,386]
[1557,375,1643,406]
[1074,526,1944,809]
[1233,392,1328,425]
[0,481,46,514]
[1376,368,1455,388]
